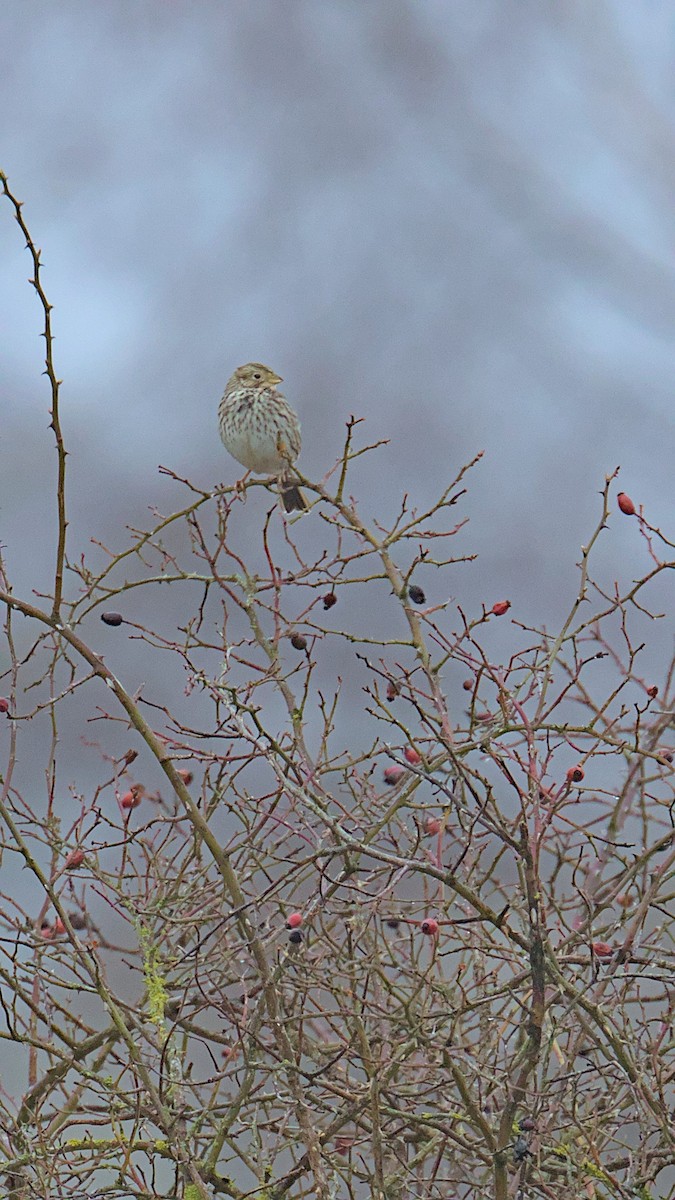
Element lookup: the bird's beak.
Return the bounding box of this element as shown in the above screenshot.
[270,374,283,385]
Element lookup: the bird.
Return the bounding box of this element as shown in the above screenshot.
[218,363,308,512]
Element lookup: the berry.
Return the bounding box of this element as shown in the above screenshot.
[617,492,636,516]
[121,785,144,810]
[592,941,613,960]
[385,918,400,929]
[176,768,193,785]
[64,847,85,870]
[53,917,66,936]
[288,929,303,944]
[290,633,307,651]
[0,698,9,714]
[462,679,473,691]
[322,592,337,610]
[101,611,123,627]
[491,600,511,617]
[616,893,632,909]
[383,765,406,786]
[386,680,400,701]
[286,912,303,929]
[408,585,426,605]
[68,911,87,930]
[519,1117,535,1132]
[424,817,441,836]
[657,747,673,765]
[646,685,658,699]
[566,765,584,784]
[404,746,421,765]
[421,918,439,936]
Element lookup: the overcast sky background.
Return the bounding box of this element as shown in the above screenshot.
[2,2,674,602]
[0,9,673,1182]
[0,2,673,764]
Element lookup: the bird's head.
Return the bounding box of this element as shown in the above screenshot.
[231,363,283,388]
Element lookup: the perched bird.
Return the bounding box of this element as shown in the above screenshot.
[218,363,308,512]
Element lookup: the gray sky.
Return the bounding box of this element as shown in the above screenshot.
[1,1,673,666]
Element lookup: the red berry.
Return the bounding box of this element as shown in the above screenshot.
[286,912,303,929]
[424,817,441,836]
[592,941,613,960]
[0,698,9,714]
[404,746,421,765]
[616,893,632,909]
[290,633,307,651]
[646,685,658,699]
[53,917,66,936]
[121,785,144,810]
[65,847,85,870]
[617,492,636,516]
[383,765,406,786]
[566,765,584,783]
[462,679,473,691]
[421,918,439,936]
[322,592,337,610]
[491,600,511,617]
[176,768,193,785]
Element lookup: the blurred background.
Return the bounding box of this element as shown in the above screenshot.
[0,2,673,766]
[0,9,673,1178]
[1,0,674,597]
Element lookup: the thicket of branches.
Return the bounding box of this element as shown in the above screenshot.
[0,173,673,1200]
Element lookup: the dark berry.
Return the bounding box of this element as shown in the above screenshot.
[322,592,337,610]
[288,929,303,944]
[101,612,123,627]
[290,633,307,651]
[408,585,426,605]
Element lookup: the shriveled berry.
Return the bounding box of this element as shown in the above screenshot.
[290,633,307,651]
[462,679,473,691]
[64,847,85,870]
[491,600,511,616]
[646,685,658,699]
[592,941,614,960]
[617,492,636,516]
[421,918,439,936]
[322,592,337,610]
[101,611,123,627]
[176,768,193,785]
[404,746,421,765]
[566,765,584,783]
[385,919,400,929]
[288,929,303,944]
[657,747,673,765]
[408,585,426,605]
[519,1117,535,1132]
[424,817,441,836]
[286,912,303,929]
[0,698,9,714]
[383,765,406,786]
[386,680,400,701]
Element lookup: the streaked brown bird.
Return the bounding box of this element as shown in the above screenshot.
[218,363,308,512]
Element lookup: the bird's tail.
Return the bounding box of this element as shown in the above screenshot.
[280,484,309,513]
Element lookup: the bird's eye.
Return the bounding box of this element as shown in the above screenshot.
[253,373,261,380]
